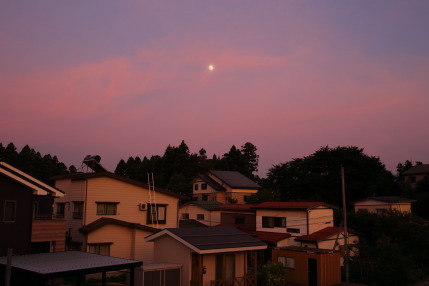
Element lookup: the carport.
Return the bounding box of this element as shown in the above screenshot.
[0,251,142,286]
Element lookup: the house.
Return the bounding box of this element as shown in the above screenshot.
[216,203,257,230]
[179,201,223,226]
[272,246,341,286]
[295,226,359,251]
[52,171,184,263]
[0,161,66,256]
[191,170,260,204]
[403,164,429,188]
[145,226,267,286]
[252,202,336,245]
[354,196,416,214]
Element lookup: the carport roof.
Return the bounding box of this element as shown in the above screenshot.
[0,251,142,279]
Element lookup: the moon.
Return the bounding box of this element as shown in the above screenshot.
[208,65,215,71]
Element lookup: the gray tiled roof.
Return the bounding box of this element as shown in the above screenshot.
[403,164,429,175]
[181,200,224,211]
[209,170,260,189]
[196,174,226,191]
[167,226,266,250]
[179,219,208,228]
[80,217,158,234]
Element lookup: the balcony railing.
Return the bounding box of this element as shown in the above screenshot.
[210,275,256,286]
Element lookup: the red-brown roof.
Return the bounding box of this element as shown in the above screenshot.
[295,227,355,242]
[252,202,335,210]
[216,204,257,211]
[242,230,291,242]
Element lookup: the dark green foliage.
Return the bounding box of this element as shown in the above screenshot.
[258,263,285,286]
[0,142,70,185]
[348,211,429,285]
[264,146,398,207]
[114,140,260,195]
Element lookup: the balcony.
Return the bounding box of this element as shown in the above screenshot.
[31,219,67,252]
[210,275,256,286]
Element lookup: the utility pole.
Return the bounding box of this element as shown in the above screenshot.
[341,165,350,284]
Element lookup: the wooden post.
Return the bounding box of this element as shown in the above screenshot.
[4,248,12,286]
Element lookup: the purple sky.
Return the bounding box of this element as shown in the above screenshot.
[1,1,429,177]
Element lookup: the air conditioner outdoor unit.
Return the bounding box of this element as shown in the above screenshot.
[139,203,147,211]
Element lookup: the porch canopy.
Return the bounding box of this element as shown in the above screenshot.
[0,251,142,285]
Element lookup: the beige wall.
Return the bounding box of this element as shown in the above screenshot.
[308,208,334,234]
[179,205,220,226]
[152,235,192,286]
[256,209,307,235]
[84,177,178,228]
[86,224,155,263]
[354,200,412,213]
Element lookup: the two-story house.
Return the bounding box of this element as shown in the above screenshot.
[402,164,429,188]
[191,170,260,204]
[0,161,66,256]
[52,171,184,263]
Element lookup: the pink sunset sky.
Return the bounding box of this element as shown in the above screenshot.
[1,1,428,177]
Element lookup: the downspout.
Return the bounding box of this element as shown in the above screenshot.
[83,179,88,251]
[306,210,310,235]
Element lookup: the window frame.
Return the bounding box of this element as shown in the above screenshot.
[3,200,16,222]
[201,183,207,190]
[88,242,112,256]
[147,204,167,224]
[56,203,65,218]
[73,201,84,219]
[262,216,286,228]
[96,202,119,215]
[196,214,205,221]
[278,256,295,269]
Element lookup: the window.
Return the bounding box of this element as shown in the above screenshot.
[56,203,65,218]
[243,196,250,203]
[32,202,39,220]
[202,195,208,201]
[376,208,387,214]
[88,243,111,256]
[278,256,295,269]
[96,202,118,215]
[201,183,207,190]
[262,216,286,228]
[182,213,189,219]
[73,202,84,219]
[4,201,16,222]
[147,204,167,224]
[235,217,245,224]
[287,228,300,233]
[197,214,205,221]
[194,184,199,191]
